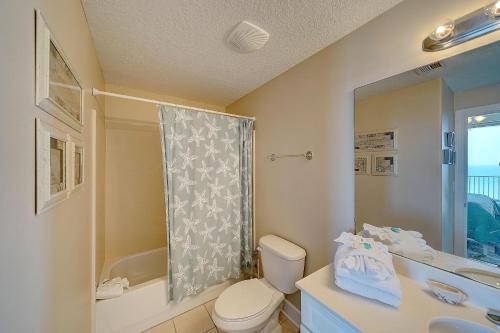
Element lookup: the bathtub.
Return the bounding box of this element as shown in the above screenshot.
[96,247,231,333]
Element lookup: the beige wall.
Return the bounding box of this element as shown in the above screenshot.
[103,85,224,261]
[0,0,105,332]
[454,83,500,110]
[227,0,500,308]
[104,120,167,261]
[355,79,443,249]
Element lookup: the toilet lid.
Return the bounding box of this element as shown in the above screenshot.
[215,279,276,321]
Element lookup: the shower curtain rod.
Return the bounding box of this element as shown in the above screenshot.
[92,88,256,121]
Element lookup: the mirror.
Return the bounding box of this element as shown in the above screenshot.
[354,41,500,289]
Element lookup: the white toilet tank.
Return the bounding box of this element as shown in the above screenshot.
[259,235,306,294]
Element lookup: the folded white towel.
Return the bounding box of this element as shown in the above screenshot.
[96,277,129,300]
[96,283,123,300]
[335,275,401,308]
[335,232,395,282]
[360,223,436,262]
[334,232,402,308]
[104,277,130,289]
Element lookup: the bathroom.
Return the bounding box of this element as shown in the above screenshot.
[1,0,500,332]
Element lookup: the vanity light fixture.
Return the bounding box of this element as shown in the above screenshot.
[423,2,500,51]
[428,19,455,41]
[485,0,500,18]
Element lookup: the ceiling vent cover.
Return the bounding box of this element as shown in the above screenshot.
[414,61,444,75]
[226,21,269,53]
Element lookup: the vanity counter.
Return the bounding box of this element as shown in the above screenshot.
[295,264,497,333]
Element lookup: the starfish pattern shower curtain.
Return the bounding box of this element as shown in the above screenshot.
[158,105,254,302]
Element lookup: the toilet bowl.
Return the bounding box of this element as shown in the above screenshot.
[212,235,306,333]
[212,279,284,333]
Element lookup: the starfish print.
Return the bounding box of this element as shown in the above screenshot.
[227,118,239,134]
[196,160,213,181]
[173,263,188,287]
[192,190,208,210]
[223,189,239,208]
[182,212,200,234]
[221,132,235,152]
[175,110,193,129]
[170,227,183,250]
[183,277,202,296]
[206,200,223,219]
[200,222,216,242]
[204,140,220,161]
[210,236,226,257]
[182,234,199,258]
[228,171,240,188]
[208,178,223,198]
[206,119,221,139]
[166,127,185,150]
[167,160,180,178]
[226,245,240,265]
[188,127,205,147]
[216,159,231,177]
[197,112,209,121]
[207,258,224,280]
[193,251,209,274]
[179,147,198,169]
[173,195,188,217]
[229,152,239,168]
[219,215,232,235]
[231,229,241,242]
[177,170,195,194]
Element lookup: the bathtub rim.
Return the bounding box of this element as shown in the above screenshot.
[99,246,168,286]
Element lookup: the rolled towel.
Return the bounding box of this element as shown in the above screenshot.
[102,277,130,289]
[360,224,436,262]
[335,232,395,282]
[334,232,402,308]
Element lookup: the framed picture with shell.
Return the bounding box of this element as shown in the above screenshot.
[36,119,85,214]
[35,10,83,132]
[36,119,71,214]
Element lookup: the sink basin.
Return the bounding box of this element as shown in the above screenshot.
[429,317,496,333]
[455,268,500,289]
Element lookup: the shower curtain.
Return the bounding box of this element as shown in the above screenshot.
[158,105,254,302]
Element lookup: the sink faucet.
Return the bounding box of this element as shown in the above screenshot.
[486,309,500,326]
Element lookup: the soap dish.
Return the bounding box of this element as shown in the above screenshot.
[426,279,468,305]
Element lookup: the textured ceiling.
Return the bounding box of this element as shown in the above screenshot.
[82,0,403,106]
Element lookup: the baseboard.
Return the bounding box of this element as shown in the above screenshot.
[281,299,301,328]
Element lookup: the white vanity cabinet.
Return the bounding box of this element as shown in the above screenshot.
[300,292,360,333]
[295,263,498,333]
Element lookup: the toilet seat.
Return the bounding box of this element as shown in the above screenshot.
[213,279,284,332]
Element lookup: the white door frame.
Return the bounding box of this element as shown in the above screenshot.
[454,102,500,257]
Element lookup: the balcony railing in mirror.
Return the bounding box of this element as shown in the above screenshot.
[468,176,500,200]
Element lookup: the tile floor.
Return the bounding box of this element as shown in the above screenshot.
[143,298,299,333]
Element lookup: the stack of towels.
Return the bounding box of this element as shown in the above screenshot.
[360,223,436,262]
[334,232,402,308]
[96,277,129,300]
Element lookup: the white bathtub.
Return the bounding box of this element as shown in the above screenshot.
[96,247,231,333]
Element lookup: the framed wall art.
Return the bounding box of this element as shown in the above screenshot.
[372,153,398,176]
[70,138,84,190]
[355,154,371,175]
[36,10,83,132]
[355,129,398,151]
[36,119,72,214]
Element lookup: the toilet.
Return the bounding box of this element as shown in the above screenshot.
[212,235,306,333]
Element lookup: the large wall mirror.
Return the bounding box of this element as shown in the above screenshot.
[354,41,500,289]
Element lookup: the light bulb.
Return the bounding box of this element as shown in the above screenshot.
[428,19,455,41]
[474,115,486,122]
[485,1,500,18]
[467,117,472,124]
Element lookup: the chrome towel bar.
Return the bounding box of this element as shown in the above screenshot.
[268,151,313,162]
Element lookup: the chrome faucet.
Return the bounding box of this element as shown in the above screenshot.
[486,309,500,326]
